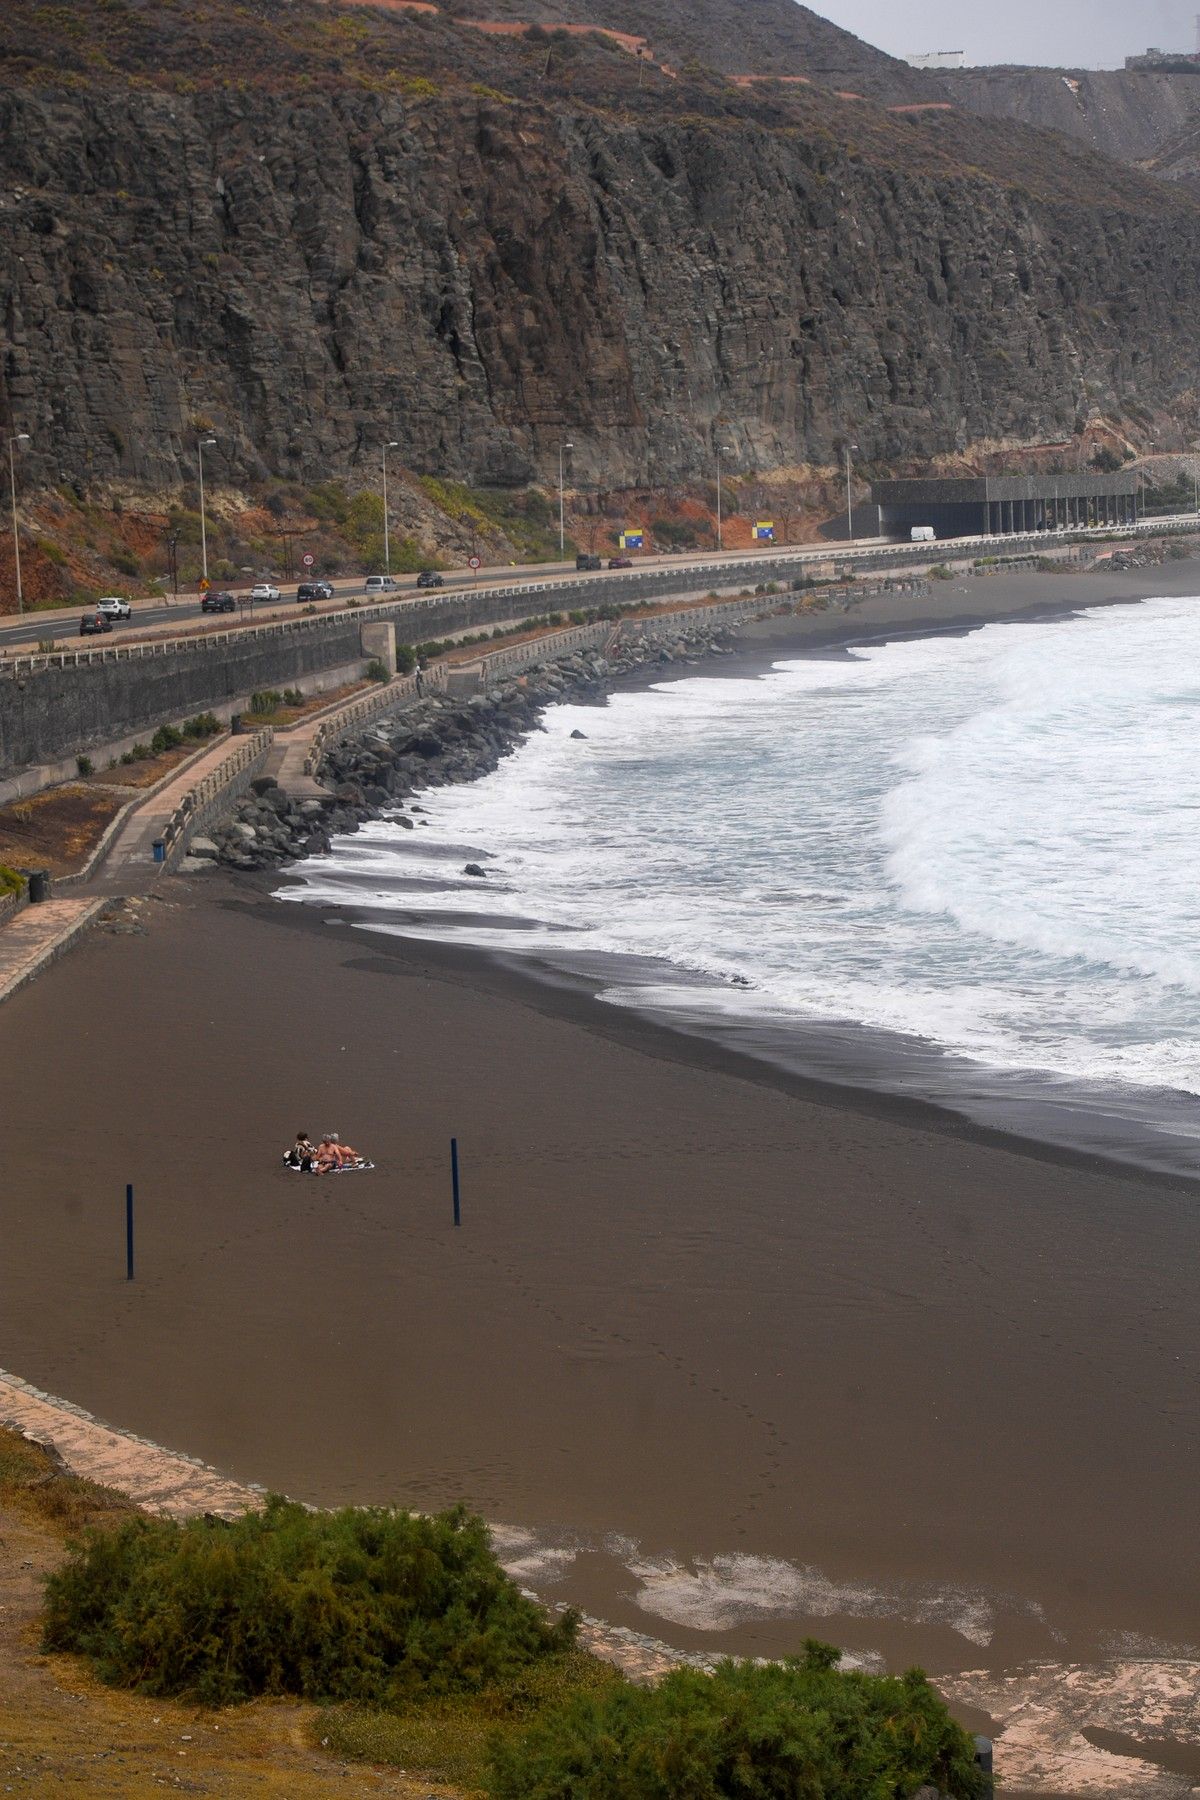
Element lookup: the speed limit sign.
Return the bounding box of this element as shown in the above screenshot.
[302,552,314,567]
[468,556,482,570]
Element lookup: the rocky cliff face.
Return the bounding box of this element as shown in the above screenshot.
[943,66,1200,174]
[3,0,1200,497]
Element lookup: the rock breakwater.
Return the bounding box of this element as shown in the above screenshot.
[201,618,741,871]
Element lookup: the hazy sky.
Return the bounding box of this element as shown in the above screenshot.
[813,1,1199,70]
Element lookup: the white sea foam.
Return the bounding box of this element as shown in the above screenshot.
[284,595,1200,1112]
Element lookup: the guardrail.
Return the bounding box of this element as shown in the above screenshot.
[159,729,274,869]
[302,663,449,777]
[4,517,1196,681]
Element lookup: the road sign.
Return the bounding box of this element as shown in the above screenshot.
[198,578,210,592]
[468,556,482,570]
[302,553,314,567]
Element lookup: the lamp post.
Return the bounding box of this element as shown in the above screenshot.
[558,441,574,556]
[716,441,732,550]
[7,432,30,615]
[845,442,859,544]
[197,435,217,583]
[382,439,399,576]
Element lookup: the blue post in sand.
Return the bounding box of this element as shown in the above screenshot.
[451,1138,461,1228]
[125,1183,134,1280]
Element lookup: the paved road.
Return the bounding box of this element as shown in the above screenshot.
[0,519,1186,654]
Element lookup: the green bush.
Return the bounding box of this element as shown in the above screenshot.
[150,724,184,755]
[929,563,954,580]
[43,1497,575,1709]
[395,643,417,675]
[282,688,304,706]
[76,755,94,777]
[182,712,221,739]
[111,548,140,577]
[365,658,390,683]
[487,1645,990,1800]
[250,690,282,715]
[0,864,26,899]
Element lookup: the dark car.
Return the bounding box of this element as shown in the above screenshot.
[201,590,237,613]
[416,570,445,588]
[575,553,602,572]
[296,582,323,602]
[80,609,113,636]
[608,556,633,569]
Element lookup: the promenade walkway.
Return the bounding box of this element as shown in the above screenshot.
[0,897,108,1006]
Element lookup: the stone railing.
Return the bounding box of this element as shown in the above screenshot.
[159,730,274,869]
[0,885,27,931]
[302,663,449,777]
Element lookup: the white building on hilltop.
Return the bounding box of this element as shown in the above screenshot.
[906,49,967,70]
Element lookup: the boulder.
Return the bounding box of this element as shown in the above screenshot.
[570,728,588,740]
[187,835,220,860]
[463,862,488,878]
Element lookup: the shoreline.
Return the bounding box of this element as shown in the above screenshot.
[3,557,1200,1795]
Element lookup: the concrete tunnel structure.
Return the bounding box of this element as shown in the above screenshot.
[871,472,1140,540]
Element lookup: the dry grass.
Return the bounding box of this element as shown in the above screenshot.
[0,1426,465,1797]
[0,784,126,876]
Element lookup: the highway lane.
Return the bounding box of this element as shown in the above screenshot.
[0,520,1182,655]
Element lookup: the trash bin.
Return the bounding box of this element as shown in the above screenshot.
[229,712,243,735]
[26,869,51,904]
[974,1736,993,1775]
[152,839,167,865]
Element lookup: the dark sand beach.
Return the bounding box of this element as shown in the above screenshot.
[1,561,1198,1790]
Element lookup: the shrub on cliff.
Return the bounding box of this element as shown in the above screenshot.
[43,1496,576,1708]
[487,1643,990,1800]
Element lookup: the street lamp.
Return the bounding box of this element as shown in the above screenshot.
[558,441,574,556]
[382,440,399,576]
[197,435,217,583]
[845,442,859,543]
[715,441,733,550]
[7,432,30,615]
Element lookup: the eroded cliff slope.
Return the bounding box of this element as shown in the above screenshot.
[2,0,1199,493]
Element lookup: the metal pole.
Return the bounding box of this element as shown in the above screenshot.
[716,445,723,550]
[558,445,565,555]
[450,1138,461,1227]
[8,436,23,616]
[198,439,208,582]
[125,1183,134,1280]
[846,444,857,544]
[382,440,398,576]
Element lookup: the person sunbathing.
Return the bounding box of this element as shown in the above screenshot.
[330,1131,364,1166]
[287,1132,316,1171]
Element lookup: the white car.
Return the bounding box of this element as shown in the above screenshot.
[249,583,281,602]
[95,594,131,620]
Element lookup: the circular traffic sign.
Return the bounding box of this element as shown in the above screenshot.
[302,552,314,567]
[468,556,482,570]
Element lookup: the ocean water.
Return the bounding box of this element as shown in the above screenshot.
[285,595,1200,1172]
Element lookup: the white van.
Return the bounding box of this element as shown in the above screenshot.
[365,574,399,593]
[910,525,936,543]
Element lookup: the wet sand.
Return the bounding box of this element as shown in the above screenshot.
[1,560,1198,1788]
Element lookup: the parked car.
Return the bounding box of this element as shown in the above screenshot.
[608,556,633,569]
[416,570,445,588]
[249,582,281,602]
[95,594,132,620]
[201,589,237,613]
[575,553,602,571]
[365,574,399,593]
[80,609,113,636]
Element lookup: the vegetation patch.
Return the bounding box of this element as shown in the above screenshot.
[43,1497,576,1709]
[488,1645,991,1800]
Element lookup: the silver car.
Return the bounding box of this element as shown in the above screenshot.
[249,582,281,602]
[95,594,132,620]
